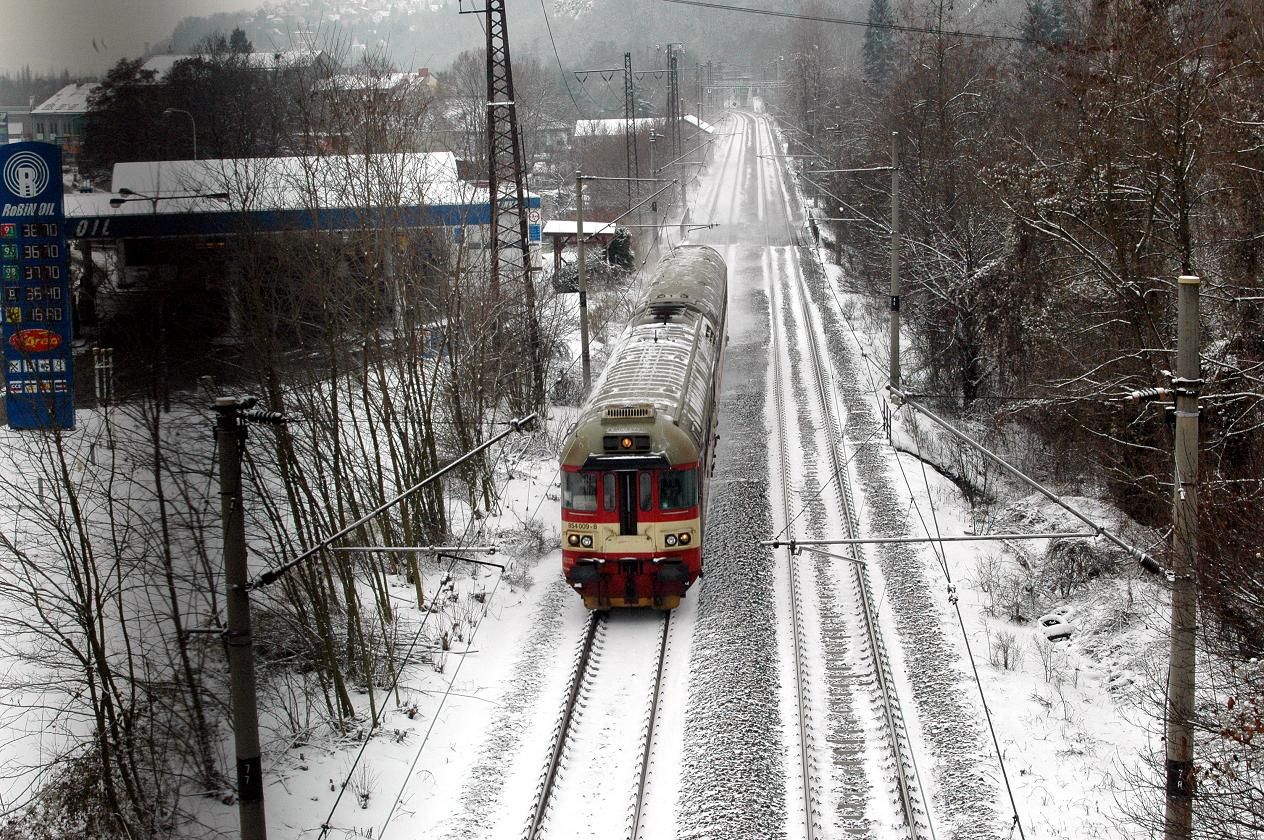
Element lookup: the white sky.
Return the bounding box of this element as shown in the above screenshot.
[0,0,256,78]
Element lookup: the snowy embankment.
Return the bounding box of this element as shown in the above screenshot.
[811,248,1169,838]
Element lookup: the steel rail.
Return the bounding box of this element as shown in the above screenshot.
[526,612,602,839]
[526,611,672,840]
[794,270,922,838]
[629,612,672,840]
[766,109,923,837]
[760,108,820,840]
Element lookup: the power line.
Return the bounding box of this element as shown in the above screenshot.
[660,0,1039,44]
[538,0,586,116]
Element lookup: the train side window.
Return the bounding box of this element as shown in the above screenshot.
[603,474,615,511]
[639,472,653,512]
[563,471,598,511]
[659,468,698,510]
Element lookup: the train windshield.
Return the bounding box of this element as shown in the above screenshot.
[563,471,599,511]
[659,468,698,510]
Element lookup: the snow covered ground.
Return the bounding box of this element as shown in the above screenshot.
[0,104,1174,840]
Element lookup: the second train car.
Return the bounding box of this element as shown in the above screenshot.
[559,245,728,609]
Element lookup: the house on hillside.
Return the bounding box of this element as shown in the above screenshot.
[311,69,438,153]
[31,83,100,165]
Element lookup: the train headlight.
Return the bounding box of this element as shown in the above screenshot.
[568,533,581,547]
[620,436,634,450]
[664,534,678,547]
[580,535,593,548]
[678,531,692,546]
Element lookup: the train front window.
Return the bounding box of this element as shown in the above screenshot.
[639,472,653,511]
[564,471,599,511]
[603,474,615,511]
[659,468,698,510]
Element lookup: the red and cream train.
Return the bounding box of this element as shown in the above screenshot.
[559,245,728,609]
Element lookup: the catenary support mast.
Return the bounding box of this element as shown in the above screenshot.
[463,0,543,407]
[1164,274,1201,840]
[625,52,638,208]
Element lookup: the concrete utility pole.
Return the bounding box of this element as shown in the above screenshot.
[575,172,592,393]
[649,132,658,213]
[889,130,901,393]
[1164,274,1201,840]
[214,397,267,840]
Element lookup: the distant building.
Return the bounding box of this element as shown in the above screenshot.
[31,83,99,162]
[308,69,438,153]
[0,103,33,145]
[61,151,543,341]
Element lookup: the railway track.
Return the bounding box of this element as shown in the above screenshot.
[524,610,672,840]
[760,109,928,839]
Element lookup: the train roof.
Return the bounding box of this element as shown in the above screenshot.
[641,246,727,328]
[564,246,727,465]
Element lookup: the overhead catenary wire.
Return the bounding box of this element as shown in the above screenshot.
[909,411,1028,840]
[537,0,585,116]
[245,414,536,589]
[327,414,549,838]
[801,183,1034,837]
[317,551,464,839]
[660,0,1040,44]
[773,140,1015,837]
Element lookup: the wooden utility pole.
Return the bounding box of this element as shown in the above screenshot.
[1164,274,1201,840]
[214,397,267,840]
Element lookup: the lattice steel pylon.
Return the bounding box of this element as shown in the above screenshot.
[624,52,637,208]
[461,0,543,408]
[668,46,682,160]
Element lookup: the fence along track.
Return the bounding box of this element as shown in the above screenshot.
[524,611,671,840]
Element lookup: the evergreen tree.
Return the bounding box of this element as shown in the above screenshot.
[1022,0,1069,45]
[228,26,253,55]
[863,0,895,85]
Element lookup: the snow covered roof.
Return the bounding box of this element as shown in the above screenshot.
[32,84,99,115]
[683,114,714,134]
[574,118,664,138]
[62,151,541,239]
[542,220,616,237]
[107,151,473,211]
[140,55,188,79]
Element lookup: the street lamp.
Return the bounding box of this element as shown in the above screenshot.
[109,187,229,210]
[162,108,198,159]
[106,186,230,412]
